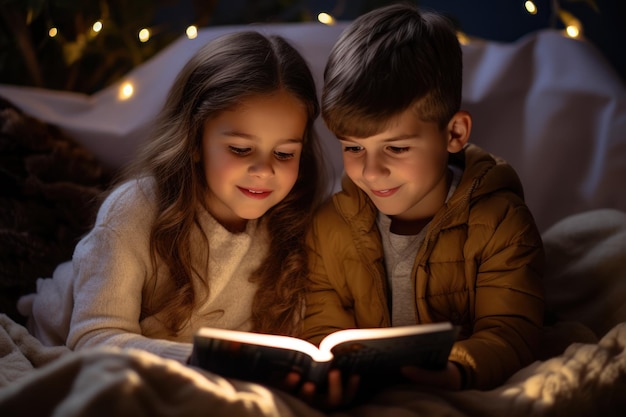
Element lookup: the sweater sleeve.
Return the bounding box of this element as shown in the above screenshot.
[66,180,193,363]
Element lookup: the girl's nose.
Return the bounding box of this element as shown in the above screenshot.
[249,155,274,178]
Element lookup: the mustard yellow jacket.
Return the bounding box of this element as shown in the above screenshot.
[303,144,545,390]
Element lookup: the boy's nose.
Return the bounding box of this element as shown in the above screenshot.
[362,153,387,182]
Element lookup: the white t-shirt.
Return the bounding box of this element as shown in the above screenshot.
[377,165,463,326]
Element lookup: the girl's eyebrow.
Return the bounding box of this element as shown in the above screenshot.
[221,130,303,143]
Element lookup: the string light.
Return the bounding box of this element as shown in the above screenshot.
[32,1,598,96]
[557,8,583,38]
[525,1,538,15]
[186,25,198,39]
[317,12,335,25]
[551,0,587,39]
[92,21,103,33]
[565,25,580,38]
[118,81,134,100]
[78,2,589,49]
[138,28,150,42]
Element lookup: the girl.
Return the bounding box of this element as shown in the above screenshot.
[18,31,327,363]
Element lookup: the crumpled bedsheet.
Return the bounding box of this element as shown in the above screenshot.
[2,208,626,417]
[0,312,624,417]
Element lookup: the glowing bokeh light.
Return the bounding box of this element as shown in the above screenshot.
[525,1,538,15]
[566,25,580,38]
[139,28,150,43]
[317,13,335,25]
[186,25,198,39]
[118,81,134,100]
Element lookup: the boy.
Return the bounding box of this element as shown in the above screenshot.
[303,3,544,391]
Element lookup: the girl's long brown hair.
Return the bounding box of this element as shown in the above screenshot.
[122,31,327,337]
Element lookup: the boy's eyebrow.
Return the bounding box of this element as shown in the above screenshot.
[382,134,419,142]
[221,130,303,143]
[338,133,419,142]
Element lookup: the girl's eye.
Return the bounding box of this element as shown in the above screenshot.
[229,146,251,156]
[388,146,409,154]
[274,151,295,161]
[343,145,363,153]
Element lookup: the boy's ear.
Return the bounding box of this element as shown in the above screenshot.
[446,111,471,153]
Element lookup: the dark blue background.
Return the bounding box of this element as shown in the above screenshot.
[154,0,625,83]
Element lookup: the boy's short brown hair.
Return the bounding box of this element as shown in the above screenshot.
[322,3,462,137]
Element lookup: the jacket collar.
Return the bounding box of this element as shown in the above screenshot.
[332,144,525,234]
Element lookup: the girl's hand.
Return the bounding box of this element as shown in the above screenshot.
[400,361,462,390]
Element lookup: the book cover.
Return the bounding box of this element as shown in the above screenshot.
[189,322,459,386]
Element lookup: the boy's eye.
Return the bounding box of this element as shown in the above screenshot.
[229,146,251,156]
[343,145,363,153]
[274,151,295,160]
[388,146,409,154]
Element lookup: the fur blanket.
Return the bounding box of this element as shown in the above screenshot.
[1,209,625,417]
[0,98,110,325]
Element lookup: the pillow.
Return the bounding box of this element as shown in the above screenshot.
[542,208,626,338]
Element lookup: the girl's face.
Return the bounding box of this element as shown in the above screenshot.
[201,91,307,232]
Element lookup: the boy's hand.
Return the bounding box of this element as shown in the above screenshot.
[400,361,462,390]
[283,369,360,410]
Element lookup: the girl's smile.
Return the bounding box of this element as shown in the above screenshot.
[237,186,273,199]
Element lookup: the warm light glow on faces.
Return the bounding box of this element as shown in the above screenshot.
[186,25,198,39]
[138,28,150,42]
[201,91,307,232]
[118,81,134,100]
[318,12,335,25]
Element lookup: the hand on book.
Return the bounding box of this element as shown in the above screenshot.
[283,369,360,410]
[400,360,463,390]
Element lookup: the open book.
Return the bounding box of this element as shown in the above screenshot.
[189,322,459,385]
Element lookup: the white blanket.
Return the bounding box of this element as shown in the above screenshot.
[1,318,624,416]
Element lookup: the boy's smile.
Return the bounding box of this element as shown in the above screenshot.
[339,108,468,223]
[370,187,400,197]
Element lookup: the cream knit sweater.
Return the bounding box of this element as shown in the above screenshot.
[19,177,268,363]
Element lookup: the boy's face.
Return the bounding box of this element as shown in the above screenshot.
[339,108,464,222]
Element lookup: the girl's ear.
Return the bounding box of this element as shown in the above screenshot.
[446,111,472,153]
